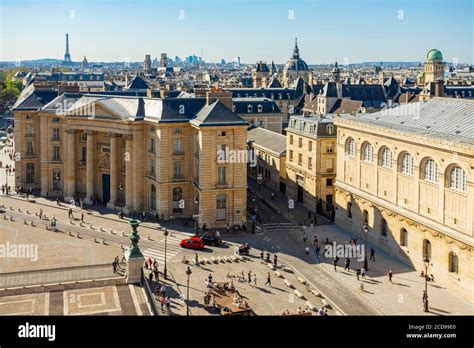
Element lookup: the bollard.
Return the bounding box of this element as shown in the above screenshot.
[89,225,94,230]
[102,239,106,245]
[18,208,22,213]
[30,221,35,227]
[93,237,97,243]
[26,210,30,214]
[9,216,14,221]
[110,229,114,234]
[3,215,7,220]
[100,227,104,232]
[24,220,27,225]
[69,219,73,225]
[147,234,151,241]
[76,232,80,238]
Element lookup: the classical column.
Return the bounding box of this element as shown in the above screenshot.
[124,134,133,212]
[107,133,119,209]
[84,131,96,204]
[65,129,76,201]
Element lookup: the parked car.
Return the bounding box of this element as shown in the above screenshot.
[180,236,205,250]
[201,234,223,246]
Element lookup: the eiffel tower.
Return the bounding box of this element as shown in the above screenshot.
[62,32,73,66]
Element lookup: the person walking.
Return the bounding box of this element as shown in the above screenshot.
[356,267,361,280]
[305,246,309,255]
[370,247,375,261]
[273,254,278,267]
[248,271,252,284]
[80,212,84,223]
[112,259,117,274]
[333,258,338,272]
[251,274,257,287]
[344,258,350,271]
[388,270,393,283]
[166,296,171,312]
[265,272,271,286]
[159,295,166,313]
[68,207,73,219]
[260,251,264,262]
[361,266,366,279]
[149,271,153,286]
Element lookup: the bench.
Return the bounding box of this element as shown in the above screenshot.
[201,257,209,264]
[297,276,306,285]
[211,257,218,264]
[306,301,317,311]
[230,256,239,262]
[310,289,321,297]
[236,255,244,261]
[321,299,332,309]
[267,263,275,271]
[294,290,305,299]
[274,271,283,278]
[284,280,294,288]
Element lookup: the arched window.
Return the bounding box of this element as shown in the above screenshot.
[380,147,393,169]
[449,166,467,192]
[150,185,156,210]
[326,124,334,135]
[381,219,388,237]
[423,239,431,259]
[363,210,368,224]
[347,202,352,218]
[362,143,374,162]
[346,138,356,157]
[216,194,227,221]
[26,163,35,184]
[400,228,408,246]
[424,159,438,183]
[172,187,183,213]
[449,252,458,273]
[401,153,414,175]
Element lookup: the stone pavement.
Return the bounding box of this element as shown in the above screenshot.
[247,180,474,315]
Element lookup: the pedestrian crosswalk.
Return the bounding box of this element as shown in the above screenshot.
[142,231,193,265]
[263,222,301,233]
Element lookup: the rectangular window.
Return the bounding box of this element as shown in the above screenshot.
[217,166,227,185]
[26,142,34,156]
[217,144,227,161]
[81,147,86,162]
[52,128,60,141]
[26,115,32,120]
[289,150,293,162]
[326,178,333,186]
[52,117,60,123]
[173,161,183,179]
[218,130,227,137]
[174,128,182,134]
[298,153,303,166]
[149,159,155,177]
[308,157,313,170]
[326,158,334,171]
[149,138,156,153]
[298,138,303,148]
[52,146,61,161]
[173,139,183,155]
[327,145,333,153]
[289,135,293,145]
[308,141,313,152]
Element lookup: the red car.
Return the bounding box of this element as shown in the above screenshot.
[180,236,205,250]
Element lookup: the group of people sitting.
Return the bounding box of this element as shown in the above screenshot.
[420,271,435,282]
[238,243,250,255]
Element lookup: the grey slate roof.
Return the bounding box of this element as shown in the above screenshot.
[190,100,248,127]
[233,98,281,114]
[337,97,474,146]
[12,84,58,110]
[247,127,287,156]
[287,114,338,138]
[126,75,149,90]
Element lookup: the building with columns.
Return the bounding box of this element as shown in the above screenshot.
[333,97,474,302]
[12,86,249,228]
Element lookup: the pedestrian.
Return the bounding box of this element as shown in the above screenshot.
[160,284,167,297]
[266,252,270,263]
[260,251,264,262]
[265,272,271,286]
[68,207,73,219]
[226,223,230,234]
[356,267,361,280]
[251,274,257,287]
[39,209,43,219]
[361,266,366,279]
[370,247,375,261]
[81,212,84,223]
[273,254,278,267]
[56,196,60,206]
[333,258,338,272]
[160,295,165,313]
[303,231,307,243]
[315,246,320,257]
[344,258,350,271]
[422,290,428,304]
[248,271,252,284]
[149,272,153,286]
[194,253,199,267]
[388,270,393,283]
[166,296,171,312]
[305,246,309,255]
[112,259,117,274]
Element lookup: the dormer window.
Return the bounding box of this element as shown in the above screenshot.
[299,122,305,131]
[271,93,274,99]
[326,124,334,135]
[257,104,263,113]
[247,105,253,113]
[279,93,282,99]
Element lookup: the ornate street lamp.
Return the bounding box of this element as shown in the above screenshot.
[194,195,199,236]
[164,228,169,279]
[423,257,430,312]
[363,223,369,271]
[186,266,192,316]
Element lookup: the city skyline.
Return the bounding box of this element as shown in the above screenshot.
[1,0,472,64]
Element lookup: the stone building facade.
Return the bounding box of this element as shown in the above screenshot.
[333,98,474,302]
[12,86,248,228]
[285,115,337,217]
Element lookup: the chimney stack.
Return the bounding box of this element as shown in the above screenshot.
[206,88,233,110]
[434,79,445,97]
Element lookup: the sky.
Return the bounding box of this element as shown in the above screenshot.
[0,0,472,64]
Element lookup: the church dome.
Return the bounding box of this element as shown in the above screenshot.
[285,38,309,72]
[427,49,443,62]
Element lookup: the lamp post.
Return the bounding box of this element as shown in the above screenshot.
[185,266,192,316]
[54,172,61,203]
[363,223,369,271]
[194,195,199,236]
[423,257,430,312]
[164,228,169,279]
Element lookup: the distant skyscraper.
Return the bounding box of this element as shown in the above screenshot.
[62,32,73,66]
[160,53,167,67]
[144,54,151,73]
[221,59,226,65]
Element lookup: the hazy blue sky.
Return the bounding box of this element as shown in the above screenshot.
[1,0,472,64]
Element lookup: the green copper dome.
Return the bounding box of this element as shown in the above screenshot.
[427,49,443,61]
